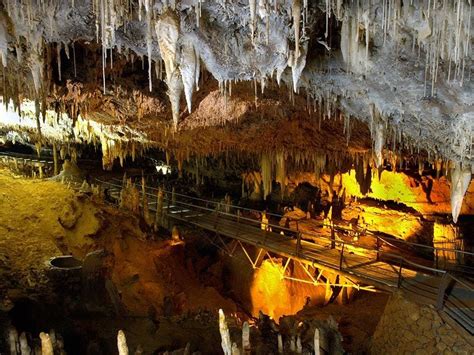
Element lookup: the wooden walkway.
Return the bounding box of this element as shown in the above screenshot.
[100,179,474,335]
[167,206,417,289]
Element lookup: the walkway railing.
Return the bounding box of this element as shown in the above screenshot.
[106,177,474,276]
[97,178,474,335]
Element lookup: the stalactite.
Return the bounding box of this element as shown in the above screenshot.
[292,0,301,60]
[261,152,272,199]
[288,42,307,93]
[156,10,182,129]
[0,21,8,67]
[450,162,471,223]
[249,0,257,42]
[369,104,385,168]
[57,42,61,81]
[275,151,286,197]
[180,43,198,113]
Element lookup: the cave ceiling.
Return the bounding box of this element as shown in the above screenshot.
[0,0,472,169]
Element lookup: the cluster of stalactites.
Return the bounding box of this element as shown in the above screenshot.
[255,149,367,199]
[100,136,149,170]
[0,0,321,130]
[339,0,472,91]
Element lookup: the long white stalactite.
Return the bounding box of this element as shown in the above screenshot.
[450,163,472,224]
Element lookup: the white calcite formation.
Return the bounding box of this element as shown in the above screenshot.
[450,162,472,223]
[0,1,471,159]
[219,309,232,355]
[0,0,472,217]
[39,332,54,355]
[117,330,129,355]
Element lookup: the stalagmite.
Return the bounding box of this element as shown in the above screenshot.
[117,330,129,355]
[242,321,250,352]
[231,343,240,355]
[49,329,57,349]
[277,333,283,354]
[19,332,30,355]
[296,335,302,353]
[450,162,472,223]
[39,332,54,355]
[290,336,296,352]
[314,328,320,355]
[219,309,232,355]
[8,328,19,355]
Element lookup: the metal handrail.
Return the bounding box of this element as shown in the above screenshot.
[148,193,469,279]
[109,177,286,219]
[97,178,474,270]
[99,177,473,332]
[447,274,474,292]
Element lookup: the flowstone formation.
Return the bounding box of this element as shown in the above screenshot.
[0,0,472,220]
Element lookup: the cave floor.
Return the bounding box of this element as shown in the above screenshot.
[0,169,67,302]
[0,167,392,353]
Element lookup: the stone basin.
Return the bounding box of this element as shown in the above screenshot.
[47,255,83,270]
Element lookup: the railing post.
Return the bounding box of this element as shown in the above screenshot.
[236,210,241,238]
[330,224,336,249]
[397,260,403,288]
[296,232,302,257]
[214,203,220,230]
[435,249,439,269]
[376,237,381,261]
[167,193,171,229]
[339,244,345,270]
[436,273,451,311]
